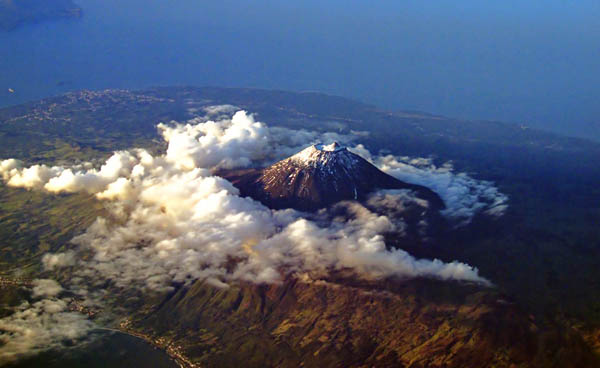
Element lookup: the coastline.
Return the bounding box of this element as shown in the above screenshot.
[0,0,82,32]
[115,320,200,368]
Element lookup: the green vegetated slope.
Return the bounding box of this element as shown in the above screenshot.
[1,87,600,366]
[0,187,102,272]
[0,90,169,275]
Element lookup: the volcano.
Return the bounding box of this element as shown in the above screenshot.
[221,142,445,212]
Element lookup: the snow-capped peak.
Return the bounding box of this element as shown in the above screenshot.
[289,142,357,169]
[316,142,344,152]
[222,140,445,212]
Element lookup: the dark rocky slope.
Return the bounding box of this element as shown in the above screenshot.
[221,143,444,212]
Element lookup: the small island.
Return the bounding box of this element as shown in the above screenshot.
[0,0,82,31]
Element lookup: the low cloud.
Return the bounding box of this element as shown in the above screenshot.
[31,279,63,298]
[0,281,94,365]
[159,110,356,170]
[42,251,76,271]
[66,189,488,293]
[0,108,502,360]
[0,110,496,291]
[202,104,240,116]
[350,145,508,224]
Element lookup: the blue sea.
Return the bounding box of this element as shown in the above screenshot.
[9,331,178,368]
[1,0,600,139]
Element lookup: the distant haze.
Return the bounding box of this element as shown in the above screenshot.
[1,0,599,140]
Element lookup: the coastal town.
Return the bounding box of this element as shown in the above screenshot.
[2,89,175,125]
[119,318,199,368]
[0,276,33,288]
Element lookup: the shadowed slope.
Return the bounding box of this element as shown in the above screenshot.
[221,143,445,212]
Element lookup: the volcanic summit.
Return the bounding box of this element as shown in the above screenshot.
[221,143,445,212]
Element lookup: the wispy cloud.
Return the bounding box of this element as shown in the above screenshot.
[350,145,508,224]
[0,280,94,365]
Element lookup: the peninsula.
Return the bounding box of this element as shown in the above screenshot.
[0,0,81,31]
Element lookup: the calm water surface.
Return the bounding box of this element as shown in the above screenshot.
[1,0,600,139]
[8,331,178,368]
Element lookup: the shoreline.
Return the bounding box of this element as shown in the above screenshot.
[114,320,200,368]
[0,1,82,32]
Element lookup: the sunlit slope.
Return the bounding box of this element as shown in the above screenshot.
[131,278,595,368]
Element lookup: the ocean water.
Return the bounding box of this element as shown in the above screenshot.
[1,0,600,139]
[8,331,178,368]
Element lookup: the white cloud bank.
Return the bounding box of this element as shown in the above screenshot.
[0,109,500,291]
[0,107,507,361]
